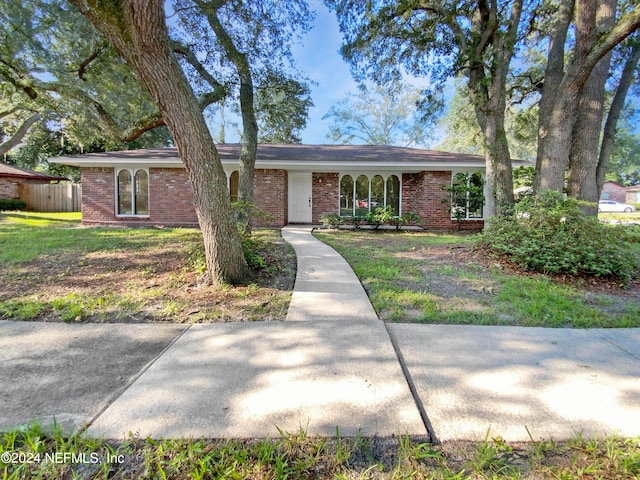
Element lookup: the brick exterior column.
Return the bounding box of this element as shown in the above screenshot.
[81,167,116,224]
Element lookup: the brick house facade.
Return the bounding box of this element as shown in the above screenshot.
[600,181,627,204]
[52,144,531,230]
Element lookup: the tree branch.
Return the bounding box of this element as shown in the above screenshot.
[0,113,42,155]
[77,50,101,81]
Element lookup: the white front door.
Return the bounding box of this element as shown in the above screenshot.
[288,172,312,223]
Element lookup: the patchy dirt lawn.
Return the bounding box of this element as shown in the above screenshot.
[0,217,296,323]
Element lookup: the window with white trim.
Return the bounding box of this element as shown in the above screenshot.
[116,168,149,215]
[451,172,484,220]
[339,174,401,216]
[229,170,239,202]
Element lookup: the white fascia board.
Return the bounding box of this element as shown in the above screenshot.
[49,156,183,168]
[50,156,486,172]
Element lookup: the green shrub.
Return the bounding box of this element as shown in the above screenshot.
[344,215,366,229]
[319,213,344,228]
[389,212,422,230]
[366,206,395,229]
[480,191,639,282]
[0,198,26,211]
[241,237,267,269]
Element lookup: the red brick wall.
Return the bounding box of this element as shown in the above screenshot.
[312,172,339,223]
[253,169,287,227]
[81,168,116,224]
[150,169,198,226]
[81,167,198,226]
[0,178,20,199]
[402,171,483,231]
[80,166,483,230]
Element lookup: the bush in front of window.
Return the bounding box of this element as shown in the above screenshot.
[366,206,395,229]
[319,213,344,228]
[389,212,422,230]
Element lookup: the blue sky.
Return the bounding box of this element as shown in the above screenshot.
[211,0,443,146]
[291,1,359,144]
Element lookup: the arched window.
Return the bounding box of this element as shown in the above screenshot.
[339,175,354,216]
[355,175,369,216]
[339,173,402,216]
[386,175,400,215]
[117,170,132,215]
[229,171,239,203]
[134,170,149,215]
[371,175,384,210]
[116,168,149,216]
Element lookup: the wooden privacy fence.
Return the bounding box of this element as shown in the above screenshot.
[19,183,82,212]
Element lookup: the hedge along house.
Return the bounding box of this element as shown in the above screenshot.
[50,144,529,230]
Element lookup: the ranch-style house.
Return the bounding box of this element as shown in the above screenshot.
[50,144,530,230]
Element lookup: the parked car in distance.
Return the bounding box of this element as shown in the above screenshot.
[598,200,637,213]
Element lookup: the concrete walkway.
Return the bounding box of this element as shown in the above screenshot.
[84,227,426,439]
[1,226,639,441]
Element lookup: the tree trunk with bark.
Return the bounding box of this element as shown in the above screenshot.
[200,1,258,234]
[535,0,640,196]
[567,0,616,215]
[69,0,248,285]
[597,40,640,193]
[465,0,521,219]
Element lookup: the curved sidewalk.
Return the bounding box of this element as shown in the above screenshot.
[282,226,378,322]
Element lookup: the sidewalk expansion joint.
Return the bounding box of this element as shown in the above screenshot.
[384,321,438,443]
[591,329,640,361]
[81,324,193,434]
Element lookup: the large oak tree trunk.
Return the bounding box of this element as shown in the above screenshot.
[534,0,575,194]
[535,0,640,197]
[466,0,522,219]
[200,1,258,233]
[567,0,616,215]
[70,0,248,285]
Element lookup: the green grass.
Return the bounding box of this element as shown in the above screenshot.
[1,212,295,323]
[600,211,640,222]
[2,423,639,479]
[0,212,192,264]
[314,230,640,328]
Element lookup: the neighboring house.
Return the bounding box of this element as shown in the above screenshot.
[49,144,531,230]
[0,163,68,200]
[600,181,627,203]
[626,184,640,204]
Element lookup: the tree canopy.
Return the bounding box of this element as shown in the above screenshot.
[327,0,640,217]
[323,83,442,147]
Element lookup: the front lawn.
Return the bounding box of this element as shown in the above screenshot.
[314,229,640,328]
[0,212,295,323]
